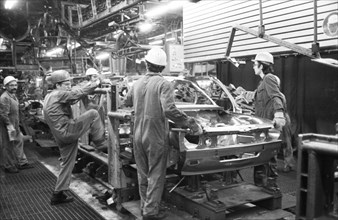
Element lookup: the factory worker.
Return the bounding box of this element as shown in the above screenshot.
[43,70,108,205]
[85,67,111,85]
[124,47,203,220]
[0,76,34,173]
[252,52,287,191]
[272,75,295,172]
[85,67,99,82]
[83,67,109,124]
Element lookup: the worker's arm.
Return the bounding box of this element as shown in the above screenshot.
[124,86,134,107]
[0,96,12,126]
[0,96,17,137]
[160,80,189,125]
[264,74,285,113]
[160,81,203,135]
[235,86,256,103]
[58,81,99,104]
[264,74,287,130]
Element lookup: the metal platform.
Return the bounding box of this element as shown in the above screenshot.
[164,182,283,220]
[122,200,195,220]
[0,160,106,220]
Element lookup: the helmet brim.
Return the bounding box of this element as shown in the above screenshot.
[60,77,73,83]
[252,59,273,65]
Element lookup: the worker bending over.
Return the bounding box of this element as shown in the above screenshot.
[43,70,107,205]
[125,47,203,220]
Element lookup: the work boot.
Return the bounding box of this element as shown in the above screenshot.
[264,177,281,193]
[4,167,19,173]
[17,163,34,170]
[93,139,108,153]
[51,191,74,205]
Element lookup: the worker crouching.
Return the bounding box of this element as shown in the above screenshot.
[43,70,108,205]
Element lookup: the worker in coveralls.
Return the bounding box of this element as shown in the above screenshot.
[252,52,286,191]
[0,76,34,173]
[124,47,203,220]
[43,70,108,205]
[80,67,108,125]
[272,75,295,172]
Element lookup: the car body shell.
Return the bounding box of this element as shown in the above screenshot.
[118,75,281,176]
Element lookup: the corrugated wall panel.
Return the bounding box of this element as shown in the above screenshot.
[183,0,338,62]
[185,1,330,46]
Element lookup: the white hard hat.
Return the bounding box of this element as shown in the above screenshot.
[145,47,167,66]
[85,68,99,76]
[3,76,18,86]
[253,52,274,64]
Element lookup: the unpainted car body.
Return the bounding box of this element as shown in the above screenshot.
[191,76,255,115]
[119,75,280,176]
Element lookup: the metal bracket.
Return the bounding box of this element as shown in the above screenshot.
[227,24,338,68]
[225,24,315,60]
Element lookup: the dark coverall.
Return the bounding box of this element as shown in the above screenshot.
[0,91,29,169]
[0,102,17,170]
[125,73,191,216]
[254,73,286,186]
[43,82,105,192]
[279,94,294,170]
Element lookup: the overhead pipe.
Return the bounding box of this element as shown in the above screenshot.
[258,0,265,37]
[313,0,318,43]
[312,0,320,57]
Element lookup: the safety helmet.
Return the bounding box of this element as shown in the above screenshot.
[253,52,274,64]
[47,70,73,85]
[3,76,17,86]
[85,68,99,76]
[145,47,167,66]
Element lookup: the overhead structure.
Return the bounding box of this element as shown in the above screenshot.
[224,0,338,68]
[60,0,145,39]
[182,0,338,66]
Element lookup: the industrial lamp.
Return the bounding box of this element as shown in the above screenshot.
[4,0,18,9]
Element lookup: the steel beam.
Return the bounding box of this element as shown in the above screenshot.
[231,24,315,58]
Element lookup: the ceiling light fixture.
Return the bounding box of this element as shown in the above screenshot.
[46,47,64,57]
[96,53,110,60]
[149,37,178,45]
[149,39,163,45]
[138,22,153,33]
[4,0,18,9]
[145,0,189,18]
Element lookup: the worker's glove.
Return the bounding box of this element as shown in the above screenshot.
[272,111,286,131]
[234,86,245,95]
[228,84,236,91]
[188,118,203,136]
[7,124,15,132]
[94,79,101,86]
[244,91,256,103]
[6,124,17,141]
[19,100,31,109]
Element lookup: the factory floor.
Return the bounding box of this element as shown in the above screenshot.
[1,140,298,220]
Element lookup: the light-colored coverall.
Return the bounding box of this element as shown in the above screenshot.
[125,73,190,216]
[43,82,105,192]
[0,91,29,169]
